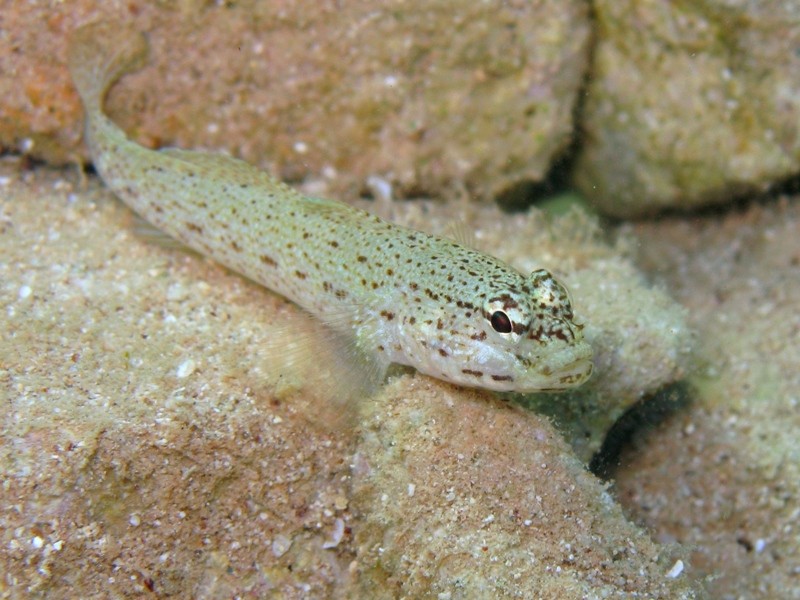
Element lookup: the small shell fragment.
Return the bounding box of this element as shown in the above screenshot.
[176,359,196,378]
[322,518,345,549]
[272,534,292,557]
[666,559,684,578]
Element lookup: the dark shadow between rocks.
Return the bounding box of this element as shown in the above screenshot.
[589,382,694,480]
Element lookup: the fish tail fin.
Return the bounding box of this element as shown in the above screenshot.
[67,21,149,114]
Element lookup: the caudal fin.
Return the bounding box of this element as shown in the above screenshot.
[67,21,149,114]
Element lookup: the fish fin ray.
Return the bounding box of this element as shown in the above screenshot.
[444,219,477,249]
[262,308,387,431]
[130,213,197,253]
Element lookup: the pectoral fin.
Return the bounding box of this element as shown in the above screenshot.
[262,307,388,431]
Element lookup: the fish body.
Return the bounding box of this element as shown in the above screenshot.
[67,21,593,393]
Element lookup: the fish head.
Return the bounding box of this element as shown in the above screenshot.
[400,268,593,392]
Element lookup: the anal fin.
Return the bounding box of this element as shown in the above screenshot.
[130,213,196,253]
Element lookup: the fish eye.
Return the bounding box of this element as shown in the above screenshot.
[490,311,513,333]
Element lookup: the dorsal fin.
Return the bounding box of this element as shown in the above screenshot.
[158,148,276,186]
[159,147,360,219]
[444,219,477,249]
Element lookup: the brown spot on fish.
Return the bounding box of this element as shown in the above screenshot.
[259,254,277,267]
[462,369,484,377]
[491,374,513,382]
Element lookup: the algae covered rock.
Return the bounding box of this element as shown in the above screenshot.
[576,0,800,217]
[0,0,590,202]
[350,378,705,598]
[614,199,800,599]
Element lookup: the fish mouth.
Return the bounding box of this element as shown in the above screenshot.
[531,342,594,390]
[550,357,594,388]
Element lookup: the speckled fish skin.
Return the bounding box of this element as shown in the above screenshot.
[67,21,593,393]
